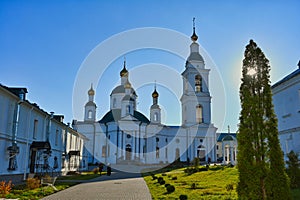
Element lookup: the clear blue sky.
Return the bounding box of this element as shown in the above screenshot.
[1,0,299,132]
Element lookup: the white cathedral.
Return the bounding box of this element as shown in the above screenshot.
[73,26,218,167]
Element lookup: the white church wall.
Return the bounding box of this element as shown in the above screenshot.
[272,70,300,160]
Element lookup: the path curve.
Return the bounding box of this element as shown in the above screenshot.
[42,172,152,200]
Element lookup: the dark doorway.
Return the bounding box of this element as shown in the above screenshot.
[197,145,206,162]
[125,144,132,160]
[29,150,36,173]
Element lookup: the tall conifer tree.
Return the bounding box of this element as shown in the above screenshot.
[237,40,290,199]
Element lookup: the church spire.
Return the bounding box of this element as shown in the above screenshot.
[120,57,128,77]
[150,81,161,124]
[191,17,198,42]
[88,83,95,101]
[152,81,159,104]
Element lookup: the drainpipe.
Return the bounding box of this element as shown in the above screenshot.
[138,122,142,160]
[12,100,23,146]
[65,123,69,156]
[7,99,23,170]
[64,123,69,172]
[92,123,96,164]
[23,106,34,180]
[105,123,108,165]
[47,112,54,142]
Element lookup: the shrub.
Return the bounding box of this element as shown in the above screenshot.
[179,194,188,200]
[191,182,197,189]
[205,164,210,170]
[184,167,198,175]
[165,183,170,188]
[92,167,99,174]
[166,184,175,193]
[26,178,40,190]
[162,173,167,176]
[198,167,208,172]
[0,181,13,198]
[171,176,177,180]
[160,180,165,185]
[157,177,164,183]
[152,175,157,180]
[226,183,234,192]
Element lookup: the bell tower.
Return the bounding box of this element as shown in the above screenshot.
[84,84,97,122]
[150,83,161,124]
[181,18,212,126]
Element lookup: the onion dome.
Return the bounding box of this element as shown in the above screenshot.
[120,60,128,77]
[88,84,95,96]
[124,81,131,89]
[191,30,198,42]
[152,88,159,98]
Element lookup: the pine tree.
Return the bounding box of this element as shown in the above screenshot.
[286,150,300,189]
[237,40,290,199]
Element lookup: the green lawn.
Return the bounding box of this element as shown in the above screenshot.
[143,165,300,200]
[4,172,102,200]
[144,165,238,200]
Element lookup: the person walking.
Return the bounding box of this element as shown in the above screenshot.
[98,163,103,175]
[107,164,111,176]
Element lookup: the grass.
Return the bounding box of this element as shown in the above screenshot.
[3,172,103,200]
[144,165,300,200]
[5,182,77,200]
[143,165,238,200]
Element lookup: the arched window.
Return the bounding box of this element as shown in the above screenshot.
[195,75,202,92]
[88,110,93,119]
[126,105,130,114]
[196,105,203,123]
[154,112,158,121]
[113,98,116,108]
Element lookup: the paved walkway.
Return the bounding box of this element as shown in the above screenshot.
[42,171,152,200]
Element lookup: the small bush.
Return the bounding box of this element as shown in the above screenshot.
[157,177,164,183]
[92,167,99,174]
[162,173,167,176]
[166,184,175,193]
[0,181,13,198]
[198,167,208,172]
[26,178,40,190]
[179,194,188,200]
[160,180,165,185]
[226,183,234,192]
[206,164,210,170]
[171,176,177,180]
[191,182,197,189]
[152,175,157,180]
[184,167,198,175]
[165,183,170,188]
